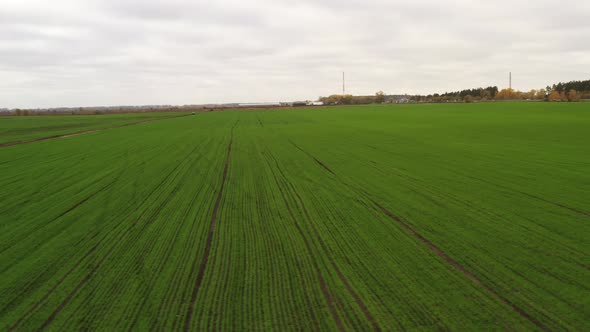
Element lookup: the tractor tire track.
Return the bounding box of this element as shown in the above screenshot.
[78,149,202,329]
[128,145,213,331]
[468,174,590,218]
[267,151,380,331]
[1,181,121,310]
[183,122,237,332]
[0,173,117,257]
[372,202,550,331]
[15,143,201,330]
[44,180,116,227]
[36,162,189,331]
[5,166,132,329]
[289,140,335,175]
[288,139,551,331]
[81,142,206,328]
[6,241,100,330]
[364,161,588,260]
[263,151,344,331]
[360,142,590,219]
[0,114,191,149]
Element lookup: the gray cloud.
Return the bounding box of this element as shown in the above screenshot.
[0,0,589,108]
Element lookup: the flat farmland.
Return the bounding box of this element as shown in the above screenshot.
[0,102,588,331]
[0,112,186,146]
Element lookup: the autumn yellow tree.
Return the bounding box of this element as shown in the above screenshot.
[496,88,521,100]
[559,91,567,101]
[567,89,580,102]
[548,91,561,101]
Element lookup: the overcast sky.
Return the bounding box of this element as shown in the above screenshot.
[1,0,589,108]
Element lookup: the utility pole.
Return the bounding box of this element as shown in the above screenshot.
[342,72,346,95]
[509,72,512,90]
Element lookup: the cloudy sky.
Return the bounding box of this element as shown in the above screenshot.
[1,0,589,108]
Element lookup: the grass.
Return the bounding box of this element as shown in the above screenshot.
[0,102,588,331]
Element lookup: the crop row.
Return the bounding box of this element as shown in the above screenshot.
[1,103,588,330]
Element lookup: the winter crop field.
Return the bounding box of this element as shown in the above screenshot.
[0,112,186,146]
[1,102,589,331]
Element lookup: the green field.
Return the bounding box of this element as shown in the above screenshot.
[0,112,185,145]
[1,102,589,331]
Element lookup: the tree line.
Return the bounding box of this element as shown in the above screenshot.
[319,79,589,105]
[545,79,590,102]
[319,91,385,105]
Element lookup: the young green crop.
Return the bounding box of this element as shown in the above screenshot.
[0,112,186,145]
[0,102,588,330]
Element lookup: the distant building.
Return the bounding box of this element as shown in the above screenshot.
[238,102,281,108]
[307,101,324,106]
